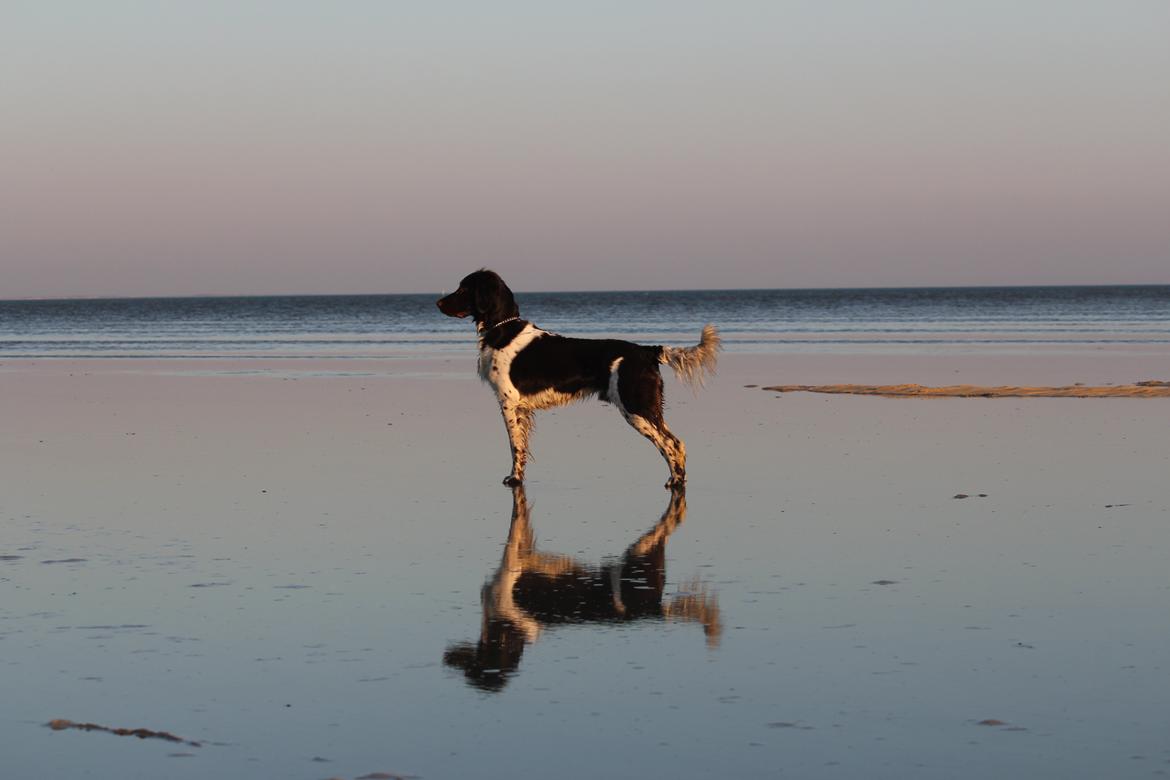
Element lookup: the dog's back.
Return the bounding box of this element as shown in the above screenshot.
[509,332,661,401]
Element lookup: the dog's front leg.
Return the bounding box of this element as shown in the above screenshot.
[499,402,533,486]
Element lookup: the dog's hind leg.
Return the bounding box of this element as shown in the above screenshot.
[626,415,686,489]
[499,402,535,486]
[659,422,687,488]
[612,358,688,488]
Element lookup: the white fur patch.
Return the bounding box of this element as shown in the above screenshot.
[479,324,541,399]
[607,357,625,411]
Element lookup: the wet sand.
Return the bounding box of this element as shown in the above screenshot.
[2,353,1170,778]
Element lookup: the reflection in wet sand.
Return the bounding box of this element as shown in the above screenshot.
[444,487,721,691]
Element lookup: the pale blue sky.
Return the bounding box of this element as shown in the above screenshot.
[3,1,1168,296]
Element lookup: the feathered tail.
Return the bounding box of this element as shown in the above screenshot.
[659,325,721,390]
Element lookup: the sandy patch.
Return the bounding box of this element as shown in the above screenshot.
[761,380,1170,398]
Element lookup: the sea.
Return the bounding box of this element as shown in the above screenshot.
[1,285,1168,359]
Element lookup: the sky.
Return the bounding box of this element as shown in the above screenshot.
[3,1,1168,297]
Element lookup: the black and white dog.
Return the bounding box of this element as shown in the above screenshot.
[437,270,720,488]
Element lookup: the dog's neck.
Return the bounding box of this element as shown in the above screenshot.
[477,315,521,334]
[477,315,527,350]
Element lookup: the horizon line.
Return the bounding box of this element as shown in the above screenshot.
[4,282,1170,304]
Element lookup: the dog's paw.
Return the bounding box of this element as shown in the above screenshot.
[503,475,523,487]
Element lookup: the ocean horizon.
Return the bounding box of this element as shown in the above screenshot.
[4,281,1169,302]
[3,284,1169,360]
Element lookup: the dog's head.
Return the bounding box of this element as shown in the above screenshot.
[442,621,526,692]
[436,269,519,328]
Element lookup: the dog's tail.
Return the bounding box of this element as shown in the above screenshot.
[659,325,721,390]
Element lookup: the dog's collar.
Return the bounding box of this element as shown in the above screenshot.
[481,315,522,333]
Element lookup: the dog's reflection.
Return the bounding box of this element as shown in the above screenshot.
[444,486,722,691]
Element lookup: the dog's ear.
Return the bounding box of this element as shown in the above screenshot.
[473,272,502,317]
[473,271,518,324]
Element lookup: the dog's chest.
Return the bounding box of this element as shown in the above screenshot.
[478,325,541,401]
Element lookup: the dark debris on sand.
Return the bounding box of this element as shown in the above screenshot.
[975,718,1026,731]
[47,719,202,747]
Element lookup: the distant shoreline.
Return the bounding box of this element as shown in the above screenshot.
[4,283,1170,305]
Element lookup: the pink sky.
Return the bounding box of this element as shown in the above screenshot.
[4,2,1168,297]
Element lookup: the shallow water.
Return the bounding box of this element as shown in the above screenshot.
[2,354,1169,778]
[3,285,1169,359]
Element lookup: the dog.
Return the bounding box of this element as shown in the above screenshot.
[436,269,720,488]
[443,485,722,691]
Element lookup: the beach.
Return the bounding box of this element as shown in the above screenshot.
[8,0,1169,773]
[3,351,1169,778]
